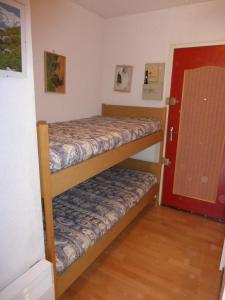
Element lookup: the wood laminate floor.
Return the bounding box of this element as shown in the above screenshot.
[61,206,225,300]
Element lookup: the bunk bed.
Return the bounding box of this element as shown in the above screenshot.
[37,104,166,298]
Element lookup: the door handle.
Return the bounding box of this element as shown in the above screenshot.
[169,126,174,142]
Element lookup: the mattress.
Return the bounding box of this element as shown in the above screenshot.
[53,167,157,275]
[49,115,161,172]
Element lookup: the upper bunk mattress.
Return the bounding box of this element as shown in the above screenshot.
[49,116,161,172]
[53,167,157,275]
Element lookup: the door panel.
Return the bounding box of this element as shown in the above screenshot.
[173,66,225,203]
[162,45,225,220]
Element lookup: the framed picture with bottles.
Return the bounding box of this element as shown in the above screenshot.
[143,63,165,100]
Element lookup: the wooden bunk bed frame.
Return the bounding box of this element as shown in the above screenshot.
[37,104,166,298]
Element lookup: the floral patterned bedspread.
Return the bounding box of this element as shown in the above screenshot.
[53,167,157,275]
[49,116,161,172]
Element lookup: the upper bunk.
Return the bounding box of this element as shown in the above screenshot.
[37,104,166,198]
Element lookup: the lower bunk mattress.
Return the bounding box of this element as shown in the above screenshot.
[53,167,157,275]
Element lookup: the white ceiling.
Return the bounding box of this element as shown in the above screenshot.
[72,0,214,18]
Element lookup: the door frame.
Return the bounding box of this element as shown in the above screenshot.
[159,39,225,205]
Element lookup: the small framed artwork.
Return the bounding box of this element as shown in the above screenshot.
[114,65,133,93]
[142,63,165,100]
[44,51,66,93]
[0,0,26,78]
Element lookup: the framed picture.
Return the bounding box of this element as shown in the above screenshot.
[0,0,26,78]
[114,65,133,93]
[45,51,66,93]
[142,63,165,100]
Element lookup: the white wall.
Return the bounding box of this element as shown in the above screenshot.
[102,0,225,107]
[0,0,45,290]
[101,0,225,162]
[31,0,104,123]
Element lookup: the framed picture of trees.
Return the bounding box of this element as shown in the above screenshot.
[0,0,26,77]
[45,51,66,93]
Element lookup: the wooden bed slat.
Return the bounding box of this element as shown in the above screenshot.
[117,158,162,182]
[102,103,166,128]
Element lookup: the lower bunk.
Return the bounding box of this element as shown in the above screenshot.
[52,167,159,297]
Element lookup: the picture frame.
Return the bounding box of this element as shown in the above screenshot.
[0,0,26,78]
[114,65,133,93]
[44,51,66,93]
[142,63,165,100]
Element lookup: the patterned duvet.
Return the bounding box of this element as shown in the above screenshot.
[49,116,161,172]
[53,167,157,275]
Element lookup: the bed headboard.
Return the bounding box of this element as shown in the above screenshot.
[102,104,167,130]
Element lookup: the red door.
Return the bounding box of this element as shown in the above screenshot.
[162,45,225,220]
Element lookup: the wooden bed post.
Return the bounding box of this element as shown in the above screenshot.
[37,121,58,292]
[155,137,165,206]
